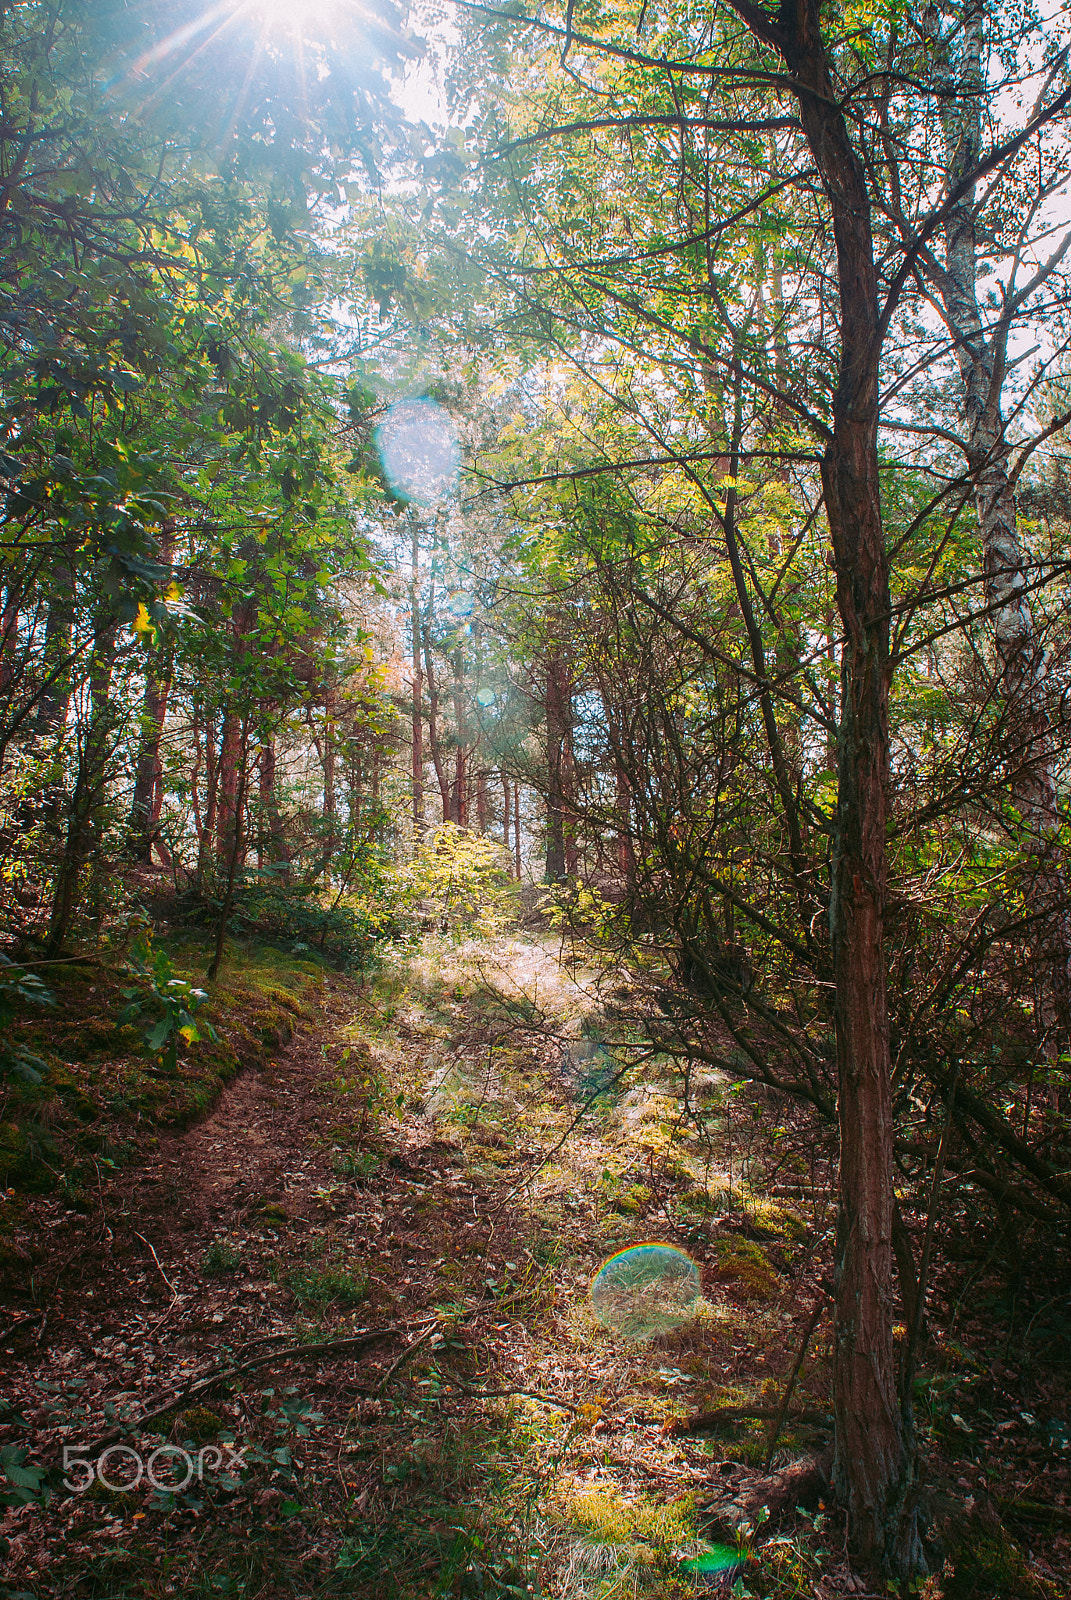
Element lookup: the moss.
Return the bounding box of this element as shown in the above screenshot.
[176,1406,225,1444]
[552,1486,699,1572]
[946,1528,1056,1599]
[1,936,323,1195]
[714,1235,778,1300]
[610,1182,651,1216]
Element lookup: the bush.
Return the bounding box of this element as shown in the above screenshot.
[403,824,516,937]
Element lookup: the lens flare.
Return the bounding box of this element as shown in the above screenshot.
[375,397,459,508]
[590,1242,700,1340]
[679,1544,749,1579]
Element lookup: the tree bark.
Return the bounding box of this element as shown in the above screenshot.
[45,608,117,954]
[514,782,522,880]
[930,0,1071,1019]
[208,718,250,982]
[127,520,176,862]
[127,648,172,862]
[728,0,918,1571]
[411,514,425,839]
[259,735,287,879]
[452,648,467,826]
[544,649,570,880]
[215,710,240,865]
[422,626,452,822]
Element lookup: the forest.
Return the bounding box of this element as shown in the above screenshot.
[1,0,1070,1595]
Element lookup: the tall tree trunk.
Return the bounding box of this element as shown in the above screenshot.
[728,0,918,1571]
[127,647,172,862]
[411,514,425,839]
[321,700,338,879]
[127,520,176,862]
[208,718,251,982]
[502,773,511,850]
[0,583,18,694]
[452,648,467,826]
[422,627,452,822]
[544,650,570,880]
[931,0,1071,1019]
[215,710,240,865]
[259,734,287,879]
[514,782,522,880]
[46,609,117,955]
[197,718,220,888]
[476,766,487,833]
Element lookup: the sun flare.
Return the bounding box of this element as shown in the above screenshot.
[247,0,339,30]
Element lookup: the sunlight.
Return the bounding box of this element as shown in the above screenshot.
[246,0,339,31]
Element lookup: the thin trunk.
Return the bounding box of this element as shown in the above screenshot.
[128,520,176,862]
[216,711,240,864]
[422,627,451,822]
[616,764,633,876]
[127,649,172,862]
[502,773,511,850]
[452,649,467,827]
[197,720,220,887]
[46,610,117,954]
[322,703,337,879]
[514,782,522,880]
[0,584,18,694]
[411,515,424,838]
[259,736,286,878]
[932,0,1071,1017]
[476,767,487,834]
[208,720,250,982]
[545,650,569,880]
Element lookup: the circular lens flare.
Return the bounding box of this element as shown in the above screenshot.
[590,1243,700,1340]
[375,397,459,508]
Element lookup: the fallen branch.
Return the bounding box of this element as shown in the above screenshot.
[664,1404,832,1436]
[73,1320,436,1460]
[700,1452,831,1539]
[997,1496,1071,1530]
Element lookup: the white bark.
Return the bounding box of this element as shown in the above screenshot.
[930,0,1070,1001]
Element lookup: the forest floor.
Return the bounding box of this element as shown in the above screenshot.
[0,930,1068,1600]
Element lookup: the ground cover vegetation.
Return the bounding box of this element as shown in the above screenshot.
[1,0,1071,1595]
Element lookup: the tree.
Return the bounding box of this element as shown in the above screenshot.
[444,0,1071,1570]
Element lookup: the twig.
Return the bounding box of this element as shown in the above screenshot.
[763,1293,829,1471]
[77,1324,425,1459]
[133,1230,177,1299]
[450,1384,581,1412]
[374,1322,440,1395]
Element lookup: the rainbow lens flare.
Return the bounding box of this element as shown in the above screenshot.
[679,1543,748,1579]
[590,1242,700,1339]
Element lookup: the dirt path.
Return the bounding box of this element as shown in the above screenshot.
[0,934,838,1600]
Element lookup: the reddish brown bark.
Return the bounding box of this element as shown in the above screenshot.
[728,0,918,1571]
[411,519,424,837]
[452,650,468,827]
[422,630,451,822]
[544,650,572,879]
[215,710,240,864]
[514,783,522,880]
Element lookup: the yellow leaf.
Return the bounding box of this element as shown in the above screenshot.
[133,603,154,638]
